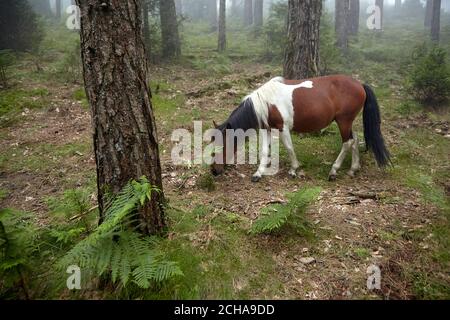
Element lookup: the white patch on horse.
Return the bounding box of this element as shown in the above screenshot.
[245,77,314,180]
[246,77,314,130]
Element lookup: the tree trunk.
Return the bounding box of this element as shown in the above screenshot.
[55,0,61,20]
[348,0,360,35]
[244,0,253,26]
[231,0,239,16]
[160,0,181,59]
[375,0,384,31]
[283,0,322,79]
[335,0,349,50]
[208,0,218,31]
[425,0,433,27]
[75,0,165,234]
[218,0,226,52]
[395,0,402,9]
[431,0,441,41]
[143,0,152,62]
[254,0,264,27]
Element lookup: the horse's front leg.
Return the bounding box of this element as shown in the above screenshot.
[252,130,271,183]
[280,128,304,178]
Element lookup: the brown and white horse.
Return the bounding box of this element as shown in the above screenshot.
[211,75,391,182]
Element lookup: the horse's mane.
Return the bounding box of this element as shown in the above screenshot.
[218,97,260,132]
[219,77,286,131]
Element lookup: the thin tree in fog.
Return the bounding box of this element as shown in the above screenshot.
[218,0,227,52]
[284,0,322,79]
[335,0,349,50]
[395,0,402,10]
[143,0,152,62]
[75,0,166,234]
[244,0,253,26]
[349,0,360,35]
[375,0,384,31]
[254,0,264,28]
[55,0,61,20]
[160,0,181,59]
[425,0,433,27]
[431,0,441,41]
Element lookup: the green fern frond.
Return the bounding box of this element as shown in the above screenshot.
[59,177,182,289]
[250,187,322,235]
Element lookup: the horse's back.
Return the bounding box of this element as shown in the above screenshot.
[284,75,366,133]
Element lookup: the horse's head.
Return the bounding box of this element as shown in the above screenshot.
[210,120,230,176]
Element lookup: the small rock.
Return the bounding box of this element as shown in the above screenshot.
[299,257,316,265]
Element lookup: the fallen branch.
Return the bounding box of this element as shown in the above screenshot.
[69,205,99,222]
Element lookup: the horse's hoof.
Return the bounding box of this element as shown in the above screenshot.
[298,171,306,179]
[347,170,356,178]
[251,175,261,183]
[288,171,297,179]
[328,174,337,182]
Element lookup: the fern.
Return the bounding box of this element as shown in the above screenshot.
[59,177,183,289]
[250,187,322,234]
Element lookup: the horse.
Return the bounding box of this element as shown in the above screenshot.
[211,75,391,182]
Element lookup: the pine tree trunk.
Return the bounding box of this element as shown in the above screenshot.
[231,0,239,16]
[395,0,402,9]
[244,0,253,26]
[425,0,433,27]
[375,0,384,31]
[31,0,52,17]
[335,0,349,50]
[348,0,360,36]
[160,0,181,59]
[75,0,166,234]
[254,0,264,28]
[283,0,322,79]
[218,0,226,52]
[431,0,441,41]
[208,0,218,31]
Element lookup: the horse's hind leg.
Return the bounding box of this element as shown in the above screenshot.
[348,132,361,178]
[328,119,354,181]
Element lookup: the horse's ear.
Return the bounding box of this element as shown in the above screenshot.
[213,120,219,128]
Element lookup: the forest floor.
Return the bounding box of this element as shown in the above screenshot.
[1,22,449,299]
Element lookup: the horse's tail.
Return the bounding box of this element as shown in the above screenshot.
[362,84,391,167]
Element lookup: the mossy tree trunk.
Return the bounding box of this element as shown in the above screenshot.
[75,0,166,235]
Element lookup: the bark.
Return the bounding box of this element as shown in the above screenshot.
[254,0,264,27]
[335,0,349,49]
[431,0,441,41]
[75,0,165,234]
[160,0,181,59]
[348,0,360,35]
[218,0,226,52]
[425,0,433,27]
[244,0,253,26]
[283,0,322,79]
[375,0,384,31]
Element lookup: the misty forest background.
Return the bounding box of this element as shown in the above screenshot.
[0,0,450,300]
